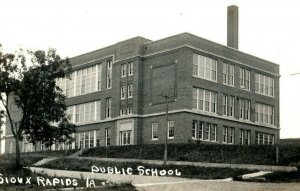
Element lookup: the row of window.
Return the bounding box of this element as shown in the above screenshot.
[151,121,174,140]
[66,101,101,124]
[192,87,275,125]
[192,88,217,113]
[239,129,251,145]
[192,54,275,97]
[121,62,133,77]
[57,60,134,98]
[192,121,217,142]
[121,85,133,99]
[66,98,134,124]
[255,73,275,97]
[151,120,274,145]
[255,103,275,125]
[38,127,274,151]
[255,132,275,145]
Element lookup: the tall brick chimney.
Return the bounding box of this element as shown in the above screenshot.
[227,5,239,49]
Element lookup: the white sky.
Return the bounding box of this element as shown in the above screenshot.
[1,0,299,138]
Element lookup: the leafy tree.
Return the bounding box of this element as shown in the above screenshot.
[0,45,76,168]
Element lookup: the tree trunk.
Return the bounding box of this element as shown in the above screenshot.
[15,135,21,169]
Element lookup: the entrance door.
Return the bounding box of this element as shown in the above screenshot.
[120,130,132,145]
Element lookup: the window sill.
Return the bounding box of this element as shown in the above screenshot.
[192,75,218,83]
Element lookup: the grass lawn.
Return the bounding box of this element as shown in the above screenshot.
[39,157,257,179]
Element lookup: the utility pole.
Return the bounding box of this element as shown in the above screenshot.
[161,92,173,165]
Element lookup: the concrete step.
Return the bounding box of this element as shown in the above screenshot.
[33,157,58,166]
[241,171,272,181]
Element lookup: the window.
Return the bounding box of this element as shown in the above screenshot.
[210,124,217,142]
[96,101,101,121]
[84,132,89,148]
[255,73,274,97]
[72,100,101,124]
[239,129,244,145]
[58,64,100,98]
[121,64,126,78]
[193,54,217,81]
[255,103,274,125]
[128,62,133,76]
[106,98,112,118]
[97,64,102,91]
[239,98,250,120]
[127,84,133,98]
[192,121,197,139]
[245,130,251,145]
[223,95,234,117]
[228,96,234,117]
[120,86,126,99]
[223,63,234,86]
[240,68,250,90]
[255,132,275,145]
[223,126,228,143]
[96,130,100,147]
[193,88,217,113]
[106,61,112,89]
[120,130,131,145]
[229,127,235,144]
[152,123,158,140]
[105,128,111,146]
[127,108,132,114]
[89,131,94,148]
[222,95,228,116]
[120,109,126,116]
[65,72,74,98]
[198,122,204,140]
[67,107,73,123]
[168,121,175,139]
[205,123,210,140]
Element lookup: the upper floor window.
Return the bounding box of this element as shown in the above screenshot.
[255,103,274,125]
[127,84,133,98]
[128,62,133,76]
[105,98,112,118]
[255,73,274,97]
[222,95,234,117]
[120,108,126,116]
[240,68,250,90]
[120,86,126,100]
[193,54,217,82]
[127,107,132,114]
[97,64,102,91]
[106,61,112,89]
[193,88,217,113]
[57,64,103,98]
[71,100,101,124]
[239,98,250,120]
[121,64,127,78]
[223,63,234,86]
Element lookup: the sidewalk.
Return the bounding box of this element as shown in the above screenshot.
[68,156,297,172]
[27,166,229,185]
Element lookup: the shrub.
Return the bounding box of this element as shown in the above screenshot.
[81,143,295,165]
